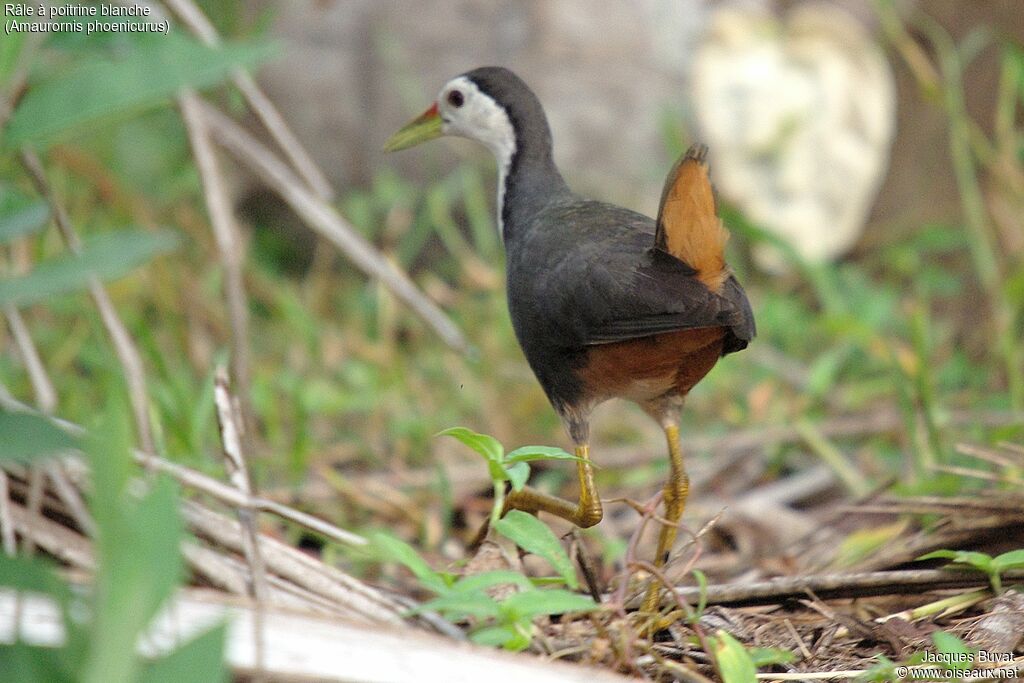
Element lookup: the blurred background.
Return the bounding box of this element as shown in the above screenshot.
[2,0,1023,576]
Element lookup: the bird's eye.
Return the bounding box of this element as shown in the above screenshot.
[447,89,465,108]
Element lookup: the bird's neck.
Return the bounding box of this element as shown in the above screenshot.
[496,129,569,243]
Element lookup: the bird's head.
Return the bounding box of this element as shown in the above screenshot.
[384,67,548,166]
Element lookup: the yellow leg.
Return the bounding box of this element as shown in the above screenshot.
[504,444,603,528]
[641,423,688,613]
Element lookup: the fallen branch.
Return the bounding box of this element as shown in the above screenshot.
[651,568,1024,609]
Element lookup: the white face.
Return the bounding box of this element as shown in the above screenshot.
[437,76,517,237]
[437,76,516,170]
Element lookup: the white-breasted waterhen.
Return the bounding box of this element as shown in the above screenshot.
[385,67,755,612]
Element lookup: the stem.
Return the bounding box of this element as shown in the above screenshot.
[491,481,505,528]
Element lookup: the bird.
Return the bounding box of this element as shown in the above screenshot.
[385,67,755,611]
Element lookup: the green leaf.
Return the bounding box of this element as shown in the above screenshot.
[992,549,1024,572]
[748,647,797,667]
[469,625,522,649]
[5,33,275,149]
[84,478,184,683]
[918,549,994,572]
[500,589,596,620]
[82,405,185,683]
[858,655,897,683]
[0,643,72,683]
[711,631,757,683]
[437,427,504,464]
[140,624,228,683]
[0,411,79,464]
[0,230,179,309]
[0,554,78,655]
[504,461,530,492]
[0,15,28,84]
[414,591,502,620]
[690,569,708,624]
[931,631,973,671]
[505,445,582,464]
[449,570,534,595]
[917,549,960,561]
[0,202,49,244]
[493,510,577,589]
[371,532,448,594]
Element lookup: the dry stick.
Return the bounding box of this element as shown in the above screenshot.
[212,365,266,679]
[657,569,1024,608]
[4,295,95,539]
[3,305,53,556]
[0,391,368,548]
[7,498,96,571]
[18,149,157,457]
[160,0,334,201]
[196,99,468,352]
[0,473,15,556]
[181,501,408,626]
[181,92,254,431]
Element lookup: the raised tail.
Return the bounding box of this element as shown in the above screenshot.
[654,144,730,292]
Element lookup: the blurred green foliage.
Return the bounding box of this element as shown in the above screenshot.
[0,403,226,683]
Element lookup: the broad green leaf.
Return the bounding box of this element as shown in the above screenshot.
[0,230,179,309]
[505,445,582,464]
[993,549,1024,571]
[859,655,897,683]
[82,404,185,683]
[0,554,78,656]
[500,589,596,620]
[84,477,184,683]
[951,552,994,572]
[469,625,522,649]
[0,202,49,244]
[0,411,79,464]
[449,570,533,595]
[711,631,757,683]
[504,461,530,492]
[371,532,448,594]
[5,33,275,149]
[140,623,227,683]
[917,549,960,561]
[437,427,503,464]
[493,510,577,589]
[414,591,501,620]
[0,643,71,683]
[918,549,995,573]
[0,25,26,78]
[931,631,972,671]
[748,647,797,667]
[0,553,69,597]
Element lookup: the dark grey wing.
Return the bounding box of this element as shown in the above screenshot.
[519,200,754,352]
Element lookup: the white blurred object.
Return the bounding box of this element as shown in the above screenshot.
[691,3,896,270]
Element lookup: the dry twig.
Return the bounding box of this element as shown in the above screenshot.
[180,92,254,432]
[652,569,1024,609]
[212,365,267,676]
[19,149,157,456]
